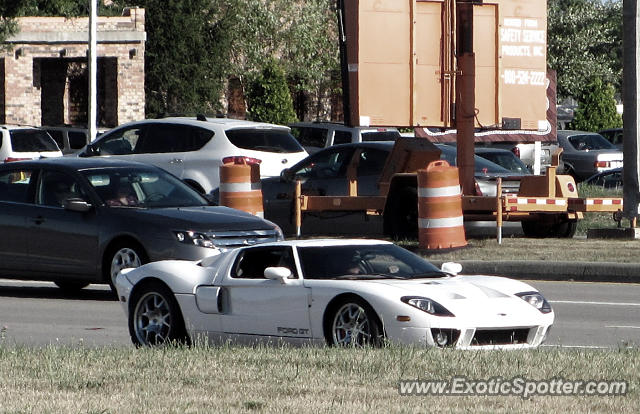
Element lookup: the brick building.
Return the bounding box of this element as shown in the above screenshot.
[0,8,146,128]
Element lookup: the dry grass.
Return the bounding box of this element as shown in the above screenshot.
[0,344,637,413]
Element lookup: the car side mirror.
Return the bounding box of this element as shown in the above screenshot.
[264,266,292,284]
[440,262,462,275]
[63,198,93,213]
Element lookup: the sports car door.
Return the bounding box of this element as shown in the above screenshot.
[220,246,312,338]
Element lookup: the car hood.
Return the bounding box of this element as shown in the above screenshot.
[109,205,277,231]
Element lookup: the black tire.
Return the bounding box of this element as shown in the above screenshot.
[555,219,577,238]
[103,242,147,291]
[54,281,89,291]
[385,187,418,240]
[521,220,553,238]
[128,281,190,347]
[324,297,384,347]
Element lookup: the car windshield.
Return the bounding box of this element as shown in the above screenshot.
[477,152,531,174]
[361,130,401,141]
[81,167,209,208]
[226,128,305,153]
[298,244,446,280]
[568,134,615,151]
[10,129,60,152]
[436,144,511,174]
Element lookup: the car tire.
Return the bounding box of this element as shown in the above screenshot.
[128,281,190,347]
[325,297,383,347]
[554,219,577,238]
[385,187,418,240]
[104,242,147,290]
[54,281,89,291]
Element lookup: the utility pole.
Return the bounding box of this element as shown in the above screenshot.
[623,0,640,226]
[456,0,476,195]
[88,0,97,142]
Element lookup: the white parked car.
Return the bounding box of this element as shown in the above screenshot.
[116,239,554,349]
[78,116,308,193]
[0,125,62,162]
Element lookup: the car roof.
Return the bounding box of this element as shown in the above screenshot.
[0,125,41,132]
[160,116,290,130]
[289,122,398,131]
[474,147,516,154]
[245,238,394,248]
[0,156,157,171]
[557,130,602,138]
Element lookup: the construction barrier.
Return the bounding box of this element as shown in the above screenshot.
[219,157,264,217]
[417,160,467,250]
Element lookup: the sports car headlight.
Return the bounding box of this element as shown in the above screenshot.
[173,231,215,248]
[401,296,454,317]
[516,291,552,314]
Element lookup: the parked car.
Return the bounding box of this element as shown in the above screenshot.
[0,125,62,162]
[584,167,623,190]
[0,158,283,291]
[211,141,523,236]
[78,116,308,194]
[557,130,623,181]
[289,122,401,153]
[116,238,553,348]
[598,128,623,149]
[474,147,531,174]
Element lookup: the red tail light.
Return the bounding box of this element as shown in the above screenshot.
[4,157,29,163]
[594,161,610,168]
[511,146,521,158]
[222,156,262,165]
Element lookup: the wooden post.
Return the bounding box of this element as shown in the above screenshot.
[294,180,302,238]
[496,178,503,244]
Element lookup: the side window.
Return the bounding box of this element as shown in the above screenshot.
[47,130,65,149]
[69,131,88,150]
[290,127,327,148]
[231,247,297,279]
[333,130,352,145]
[357,148,389,176]
[186,126,214,152]
[0,169,34,203]
[293,148,353,179]
[138,124,188,153]
[95,126,141,155]
[37,170,87,208]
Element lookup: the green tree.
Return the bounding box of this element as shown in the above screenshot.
[570,77,622,131]
[246,59,297,125]
[547,0,622,100]
[0,1,26,49]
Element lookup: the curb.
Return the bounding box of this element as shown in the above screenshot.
[430,260,640,283]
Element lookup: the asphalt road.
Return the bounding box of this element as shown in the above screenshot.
[0,279,637,349]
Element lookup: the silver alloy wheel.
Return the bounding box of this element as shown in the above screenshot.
[133,291,172,346]
[332,303,372,346]
[110,247,142,285]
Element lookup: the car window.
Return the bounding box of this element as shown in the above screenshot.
[357,148,389,176]
[225,129,304,153]
[361,130,401,141]
[290,126,327,148]
[0,169,34,203]
[437,145,511,174]
[37,170,87,208]
[231,246,297,279]
[10,129,60,152]
[333,130,352,145]
[298,244,442,280]
[568,134,614,151]
[82,167,208,208]
[93,126,142,155]
[477,152,530,174]
[46,130,65,149]
[69,131,88,149]
[293,147,354,179]
[137,123,190,153]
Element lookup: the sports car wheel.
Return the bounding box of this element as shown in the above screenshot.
[106,243,146,288]
[129,281,190,347]
[328,298,383,347]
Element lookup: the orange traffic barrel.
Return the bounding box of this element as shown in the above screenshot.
[417,160,467,250]
[219,156,264,217]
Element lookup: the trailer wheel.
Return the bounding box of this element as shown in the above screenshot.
[385,187,418,239]
[554,219,577,238]
[521,220,554,238]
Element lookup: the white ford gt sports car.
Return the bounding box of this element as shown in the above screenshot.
[115,239,554,349]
